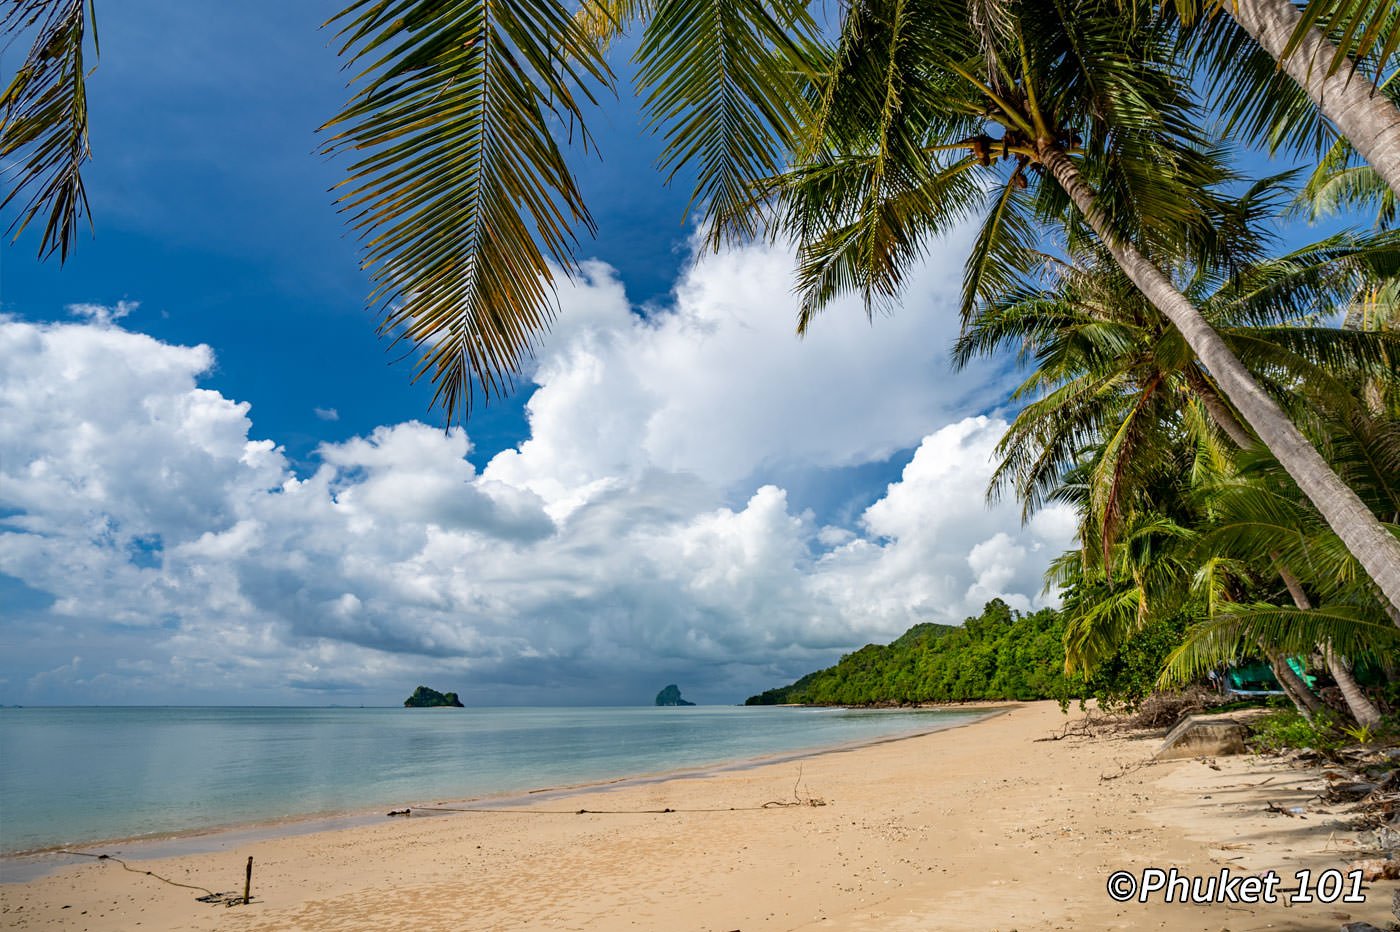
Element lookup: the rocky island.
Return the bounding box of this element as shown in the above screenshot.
[404,686,464,708]
[655,684,695,706]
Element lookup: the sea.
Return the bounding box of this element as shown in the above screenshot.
[0,704,993,862]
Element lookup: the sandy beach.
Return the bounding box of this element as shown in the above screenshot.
[2,700,1395,931]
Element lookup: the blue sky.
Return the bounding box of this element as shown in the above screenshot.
[0,2,1344,706]
[5,1,698,462]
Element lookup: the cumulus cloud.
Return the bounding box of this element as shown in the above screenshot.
[489,241,1007,503]
[0,239,1072,705]
[812,417,1070,631]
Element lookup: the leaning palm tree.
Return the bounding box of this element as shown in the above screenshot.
[956,217,1400,550]
[765,0,1400,613]
[1162,438,1400,715]
[962,220,1398,722]
[1173,0,1400,201]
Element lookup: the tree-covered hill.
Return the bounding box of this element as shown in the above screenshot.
[745,600,1181,707]
[746,601,1066,705]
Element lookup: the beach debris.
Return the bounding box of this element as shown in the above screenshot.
[762,765,828,808]
[1339,923,1386,932]
[1153,715,1247,761]
[1132,687,1215,729]
[1099,760,1155,782]
[1035,714,1106,741]
[1346,858,1400,882]
[1360,825,1399,852]
[1330,782,1380,801]
[1264,801,1306,817]
[387,808,411,817]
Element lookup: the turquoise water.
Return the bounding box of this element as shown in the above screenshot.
[0,705,988,855]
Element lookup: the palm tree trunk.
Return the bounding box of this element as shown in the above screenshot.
[1038,144,1400,623]
[1183,369,1255,449]
[1323,644,1381,727]
[1274,558,1383,726]
[1267,647,1325,719]
[1224,0,1400,200]
[1193,383,1385,725]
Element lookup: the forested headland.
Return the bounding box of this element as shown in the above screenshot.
[745,599,1181,709]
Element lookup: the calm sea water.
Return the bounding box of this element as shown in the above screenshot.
[0,705,988,856]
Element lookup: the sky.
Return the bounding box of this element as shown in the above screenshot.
[3,0,1089,706]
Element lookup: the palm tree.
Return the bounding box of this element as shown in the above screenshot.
[1175,0,1400,201]
[1161,439,1400,717]
[960,221,1398,722]
[955,217,1400,557]
[765,0,1400,613]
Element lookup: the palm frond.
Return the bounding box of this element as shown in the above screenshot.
[1,0,96,262]
[1210,229,1400,327]
[575,0,654,47]
[321,0,612,420]
[1180,7,1333,158]
[960,170,1041,326]
[787,152,983,327]
[1294,136,1397,230]
[1160,601,1400,686]
[1284,0,1400,83]
[1062,580,1145,674]
[635,0,820,246]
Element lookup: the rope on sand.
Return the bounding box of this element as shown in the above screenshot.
[405,765,827,815]
[60,851,247,905]
[408,799,824,815]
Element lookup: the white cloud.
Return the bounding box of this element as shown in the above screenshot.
[809,417,1072,634]
[0,238,1072,705]
[67,300,139,326]
[313,406,339,421]
[487,236,1006,505]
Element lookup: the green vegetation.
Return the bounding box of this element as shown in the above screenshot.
[1248,709,1349,755]
[746,599,1181,709]
[403,686,464,708]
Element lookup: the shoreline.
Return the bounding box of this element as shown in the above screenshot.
[3,700,1395,931]
[0,705,1008,878]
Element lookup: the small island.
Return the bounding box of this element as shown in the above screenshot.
[404,685,464,708]
[654,684,695,706]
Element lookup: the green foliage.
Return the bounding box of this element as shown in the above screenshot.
[320,0,613,420]
[745,595,1201,709]
[747,599,1168,707]
[1082,614,1190,712]
[1248,708,1347,755]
